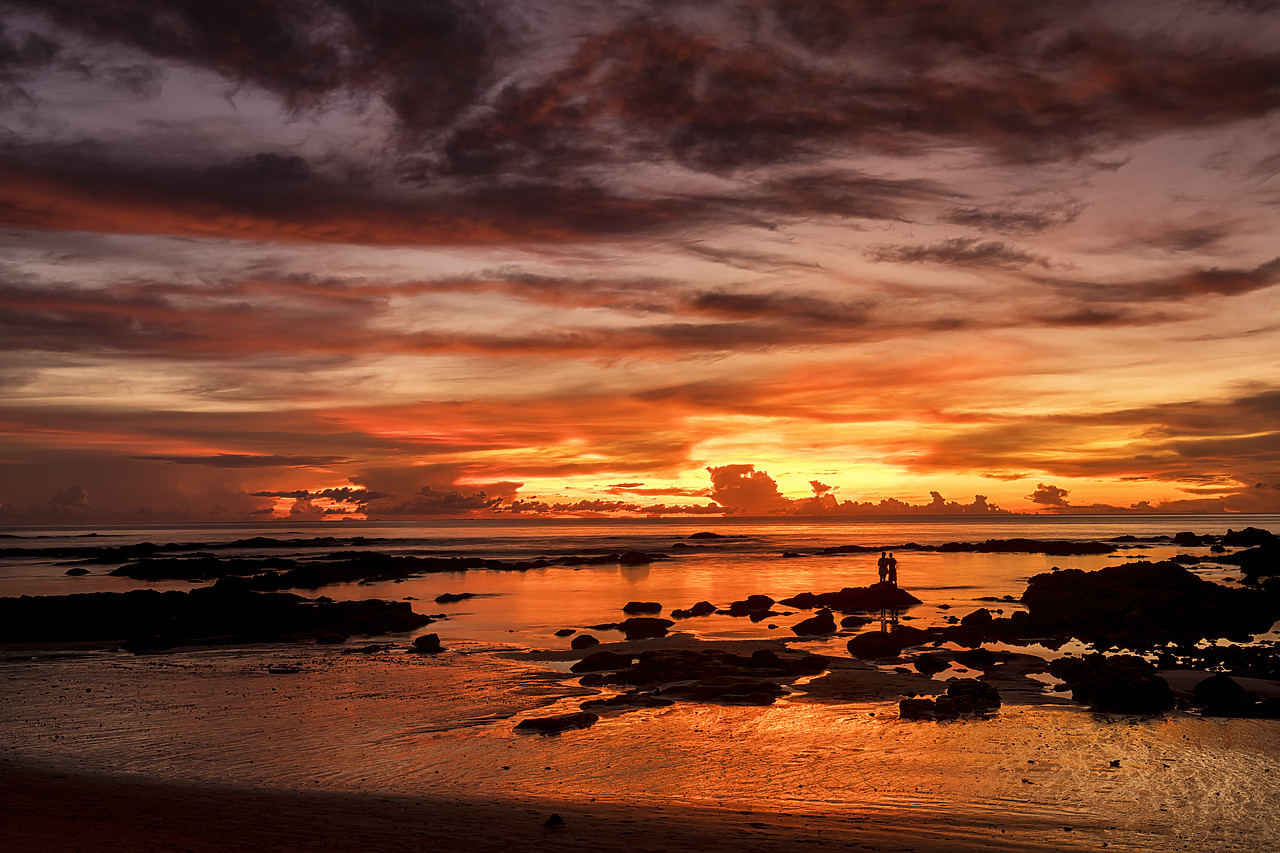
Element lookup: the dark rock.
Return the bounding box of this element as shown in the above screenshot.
[579,692,674,712]
[570,651,634,673]
[726,594,775,617]
[670,600,717,619]
[1194,672,1252,707]
[545,814,566,828]
[618,617,674,640]
[554,628,576,637]
[622,601,662,614]
[0,585,432,647]
[1173,531,1211,547]
[618,551,655,565]
[314,631,348,645]
[63,568,91,576]
[913,653,951,675]
[899,678,1001,721]
[846,631,907,659]
[781,551,804,558]
[1222,527,1279,547]
[1022,561,1279,646]
[514,712,598,734]
[953,647,999,669]
[1048,654,1175,714]
[840,614,872,628]
[779,583,922,613]
[937,539,1116,556]
[664,675,787,705]
[434,592,478,604]
[790,608,837,636]
[688,531,723,539]
[408,633,443,654]
[570,634,600,650]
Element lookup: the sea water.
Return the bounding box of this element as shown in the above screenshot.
[2,515,1279,852]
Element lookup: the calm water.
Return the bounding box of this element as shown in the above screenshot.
[3,515,1277,649]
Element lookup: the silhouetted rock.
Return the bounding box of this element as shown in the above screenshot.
[570,651,635,672]
[408,633,444,654]
[622,601,662,614]
[688,531,723,539]
[726,594,775,617]
[953,647,999,669]
[1173,531,1211,547]
[670,600,717,619]
[618,551,655,565]
[618,617,674,639]
[435,592,478,604]
[840,614,872,628]
[63,568,90,576]
[913,653,951,675]
[790,608,837,636]
[1222,527,1279,547]
[0,585,433,648]
[570,634,600,650]
[314,631,347,645]
[664,675,787,705]
[899,678,1001,721]
[514,711,598,733]
[1048,654,1175,714]
[554,628,576,637]
[936,539,1116,556]
[780,582,922,613]
[1022,561,1278,646]
[545,814,566,827]
[847,631,906,659]
[579,692,674,712]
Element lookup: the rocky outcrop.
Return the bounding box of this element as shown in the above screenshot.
[1022,561,1278,646]
[514,711,599,733]
[1048,654,1175,714]
[617,617,675,639]
[790,608,837,636]
[779,582,922,612]
[846,625,939,659]
[407,633,444,654]
[670,600,716,619]
[622,601,662,614]
[570,651,635,672]
[0,578,433,648]
[899,678,1001,720]
[570,634,600,650]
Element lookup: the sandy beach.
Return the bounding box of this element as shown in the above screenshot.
[1,761,1109,853]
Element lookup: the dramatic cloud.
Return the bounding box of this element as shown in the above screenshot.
[3,0,1280,520]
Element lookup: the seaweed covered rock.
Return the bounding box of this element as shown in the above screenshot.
[1048,654,1175,714]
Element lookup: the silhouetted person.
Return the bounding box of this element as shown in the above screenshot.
[887,553,898,587]
[877,551,889,583]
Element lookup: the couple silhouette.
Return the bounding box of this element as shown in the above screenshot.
[877,551,898,586]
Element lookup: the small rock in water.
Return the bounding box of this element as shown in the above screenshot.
[545,813,566,828]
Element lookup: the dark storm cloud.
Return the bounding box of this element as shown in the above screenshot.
[6,0,499,130]
[870,238,1052,270]
[134,453,347,467]
[250,487,389,502]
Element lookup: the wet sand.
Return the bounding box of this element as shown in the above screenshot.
[0,762,1095,853]
[4,640,1279,853]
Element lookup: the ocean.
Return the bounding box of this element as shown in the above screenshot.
[2,515,1279,852]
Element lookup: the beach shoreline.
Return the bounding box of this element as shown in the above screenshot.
[0,759,1110,853]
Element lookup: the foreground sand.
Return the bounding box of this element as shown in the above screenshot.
[1,761,1092,853]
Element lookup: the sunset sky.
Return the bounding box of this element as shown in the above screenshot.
[3,0,1280,522]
